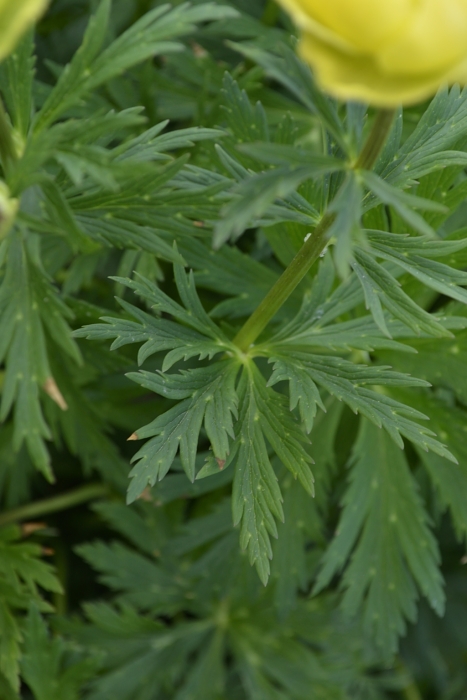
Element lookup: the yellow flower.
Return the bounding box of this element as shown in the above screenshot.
[277,0,467,105]
[0,0,48,63]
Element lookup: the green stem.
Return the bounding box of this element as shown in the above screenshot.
[0,483,108,527]
[354,108,396,171]
[232,108,396,353]
[233,212,335,352]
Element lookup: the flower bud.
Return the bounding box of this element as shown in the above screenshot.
[277,0,467,105]
[0,0,48,63]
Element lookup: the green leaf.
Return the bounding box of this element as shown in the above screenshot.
[127,362,239,502]
[267,351,455,461]
[0,30,34,139]
[77,542,186,612]
[232,368,284,585]
[39,177,99,254]
[214,153,336,247]
[231,363,313,585]
[114,122,225,163]
[0,236,80,477]
[268,356,325,434]
[33,0,111,134]
[0,526,62,692]
[21,606,96,700]
[80,602,212,700]
[0,598,21,693]
[366,230,467,305]
[382,86,467,184]
[221,72,269,143]
[353,247,451,338]
[174,631,225,700]
[75,261,233,371]
[77,215,182,263]
[34,2,238,133]
[393,389,467,542]
[376,328,467,405]
[181,237,284,320]
[271,476,323,617]
[314,420,445,658]
[363,171,446,237]
[228,42,346,150]
[327,172,362,278]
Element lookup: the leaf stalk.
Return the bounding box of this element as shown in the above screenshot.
[0,483,109,527]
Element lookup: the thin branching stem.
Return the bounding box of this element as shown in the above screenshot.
[0,483,109,527]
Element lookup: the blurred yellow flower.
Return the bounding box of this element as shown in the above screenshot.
[0,0,48,63]
[277,0,467,105]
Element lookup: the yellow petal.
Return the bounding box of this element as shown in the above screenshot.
[379,0,467,75]
[281,0,415,51]
[0,0,49,63]
[298,31,451,107]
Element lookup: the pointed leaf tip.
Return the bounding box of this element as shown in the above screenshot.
[43,377,68,411]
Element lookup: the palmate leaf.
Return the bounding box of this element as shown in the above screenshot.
[68,156,188,213]
[221,72,269,143]
[212,72,342,246]
[0,30,34,140]
[0,526,62,693]
[271,475,323,617]
[21,606,96,700]
[77,541,187,613]
[381,86,467,185]
[362,171,446,237]
[273,314,417,354]
[232,370,284,586]
[376,326,467,405]
[33,0,238,134]
[81,602,214,700]
[114,121,224,163]
[352,247,451,338]
[0,236,81,478]
[232,363,314,584]
[75,262,233,372]
[391,389,467,542]
[327,172,362,278]
[269,253,466,350]
[314,420,445,658]
[365,230,467,304]
[76,262,240,502]
[213,151,340,247]
[126,362,239,502]
[228,42,346,151]
[267,351,455,461]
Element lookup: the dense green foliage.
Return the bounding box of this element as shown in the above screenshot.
[0,1,467,698]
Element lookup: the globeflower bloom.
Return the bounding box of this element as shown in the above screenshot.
[277,0,467,105]
[0,0,48,63]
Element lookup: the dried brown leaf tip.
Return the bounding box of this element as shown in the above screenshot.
[43,377,68,411]
[138,487,153,502]
[21,522,47,537]
[216,458,226,470]
[127,432,139,441]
